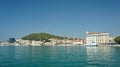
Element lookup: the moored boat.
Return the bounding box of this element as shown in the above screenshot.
[85,42,98,46]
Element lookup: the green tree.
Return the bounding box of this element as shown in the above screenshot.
[114,36,120,44]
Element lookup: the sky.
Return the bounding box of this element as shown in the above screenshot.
[0,0,120,41]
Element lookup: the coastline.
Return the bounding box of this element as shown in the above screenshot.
[0,44,120,47]
[98,44,120,47]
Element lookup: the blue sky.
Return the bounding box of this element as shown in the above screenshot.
[0,0,120,41]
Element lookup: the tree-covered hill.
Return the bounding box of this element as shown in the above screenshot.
[22,33,67,42]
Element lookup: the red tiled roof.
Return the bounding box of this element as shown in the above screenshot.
[87,32,99,34]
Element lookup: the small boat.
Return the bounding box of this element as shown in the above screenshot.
[85,42,98,46]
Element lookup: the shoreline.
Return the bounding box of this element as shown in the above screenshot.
[98,44,120,47]
[0,44,120,47]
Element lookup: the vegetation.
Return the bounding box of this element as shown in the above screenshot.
[22,33,67,42]
[114,36,120,44]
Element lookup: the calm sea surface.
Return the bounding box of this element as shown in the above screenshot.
[0,46,120,67]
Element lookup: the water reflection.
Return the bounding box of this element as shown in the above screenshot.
[86,46,111,66]
[0,46,120,67]
[0,46,16,66]
[86,47,97,55]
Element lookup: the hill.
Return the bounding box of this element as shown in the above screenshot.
[22,33,67,42]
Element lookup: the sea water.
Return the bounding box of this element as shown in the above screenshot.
[0,46,120,67]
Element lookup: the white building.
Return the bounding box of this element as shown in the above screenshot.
[109,36,116,44]
[31,40,43,46]
[86,32,110,45]
[0,41,9,46]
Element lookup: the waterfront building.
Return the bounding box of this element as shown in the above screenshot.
[86,32,110,45]
[0,41,9,46]
[31,40,43,46]
[109,36,116,44]
[18,40,31,45]
[9,38,16,43]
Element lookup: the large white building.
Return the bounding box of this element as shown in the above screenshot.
[86,32,110,45]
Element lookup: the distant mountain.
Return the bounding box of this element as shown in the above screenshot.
[22,33,67,42]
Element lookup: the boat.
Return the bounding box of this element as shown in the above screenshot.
[85,42,98,46]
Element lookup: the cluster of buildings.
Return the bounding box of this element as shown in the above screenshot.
[0,38,83,46]
[0,32,116,46]
[16,38,83,46]
[85,32,116,45]
[86,32,110,45]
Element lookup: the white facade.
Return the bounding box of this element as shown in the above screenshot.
[31,40,43,46]
[86,32,110,45]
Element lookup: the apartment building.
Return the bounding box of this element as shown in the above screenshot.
[86,32,110,45]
